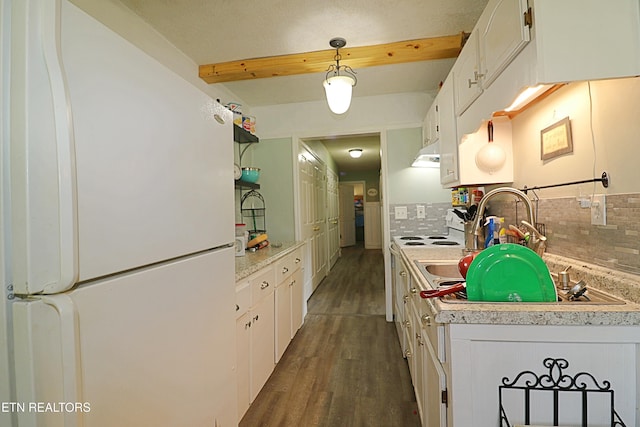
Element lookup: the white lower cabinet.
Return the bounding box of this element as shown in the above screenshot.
[236,266,275,419]
[401,261,639,427]
[275,246,304,362]
[447,324,640,426]
[290,267,304,333]
[236,245,306,420]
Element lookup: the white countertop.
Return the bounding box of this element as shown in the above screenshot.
[235,241,304,282]
[398,246,640,326]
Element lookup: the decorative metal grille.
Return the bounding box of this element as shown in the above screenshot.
[499,357,626,427]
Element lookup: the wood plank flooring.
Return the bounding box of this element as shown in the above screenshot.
[239,244,421,427]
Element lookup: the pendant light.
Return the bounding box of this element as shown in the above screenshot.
[323,38,357,114]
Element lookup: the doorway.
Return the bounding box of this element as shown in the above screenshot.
[339,181,366,246]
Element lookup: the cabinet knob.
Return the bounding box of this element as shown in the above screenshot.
[399,271,407,277]
[403,295,410,303]
[295,257,301,264]
[289,279,295,287]
[410,287,417,295]
[235,304,240,312]
[282,267,289,274]
[260,281,270,290]
[405,350,412,359]
[421,314,432,326]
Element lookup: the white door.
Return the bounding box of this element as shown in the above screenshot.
[12,248,237,427]
[297,146,327,294]
[326,169,340,269]
[339,184,356,247]
[364,202,382,249]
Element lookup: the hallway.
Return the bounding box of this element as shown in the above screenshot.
[239,244,421,427]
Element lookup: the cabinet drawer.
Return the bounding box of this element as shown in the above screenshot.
[235,281,251,319]
[291,247,303,273]
[419,300,446,364]
[275,254,293,283]
[249,266,275,305]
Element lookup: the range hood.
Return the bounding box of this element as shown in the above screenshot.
[412,142,440,168]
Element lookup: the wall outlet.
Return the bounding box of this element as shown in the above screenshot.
[416,205,426,219]
[395,206,408,220]
[590,194,606,226]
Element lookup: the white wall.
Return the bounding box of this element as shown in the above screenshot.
[70,0,239,105]
[511,77,640,197]
[386,128,451,204]
[252,92,432,139]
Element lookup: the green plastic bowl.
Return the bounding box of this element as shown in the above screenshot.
[241,167,260,183]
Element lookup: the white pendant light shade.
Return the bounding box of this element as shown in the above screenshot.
[323,75,355,114]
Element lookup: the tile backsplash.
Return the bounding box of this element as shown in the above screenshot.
[389,202,452,236]
[490,193,640,276]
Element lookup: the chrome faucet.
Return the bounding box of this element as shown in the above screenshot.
[467,187,536,251]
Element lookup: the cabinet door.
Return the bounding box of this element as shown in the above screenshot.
[453,29,482,115]
[236,312,252,419]
[410,299,425,420]
[275,282,292,362]
[479,0,530,87]
[437,77,459,186]
[423,101,439,147]
[250,295,275,402]
[422,336,448,427]
[290,268,304,335]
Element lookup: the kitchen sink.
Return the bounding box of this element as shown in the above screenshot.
[414,260,627,305]
[424,263,463,278]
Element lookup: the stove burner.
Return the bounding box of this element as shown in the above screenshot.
[427,236,446,239]
[405,242,426,246]
[432,241,460,246]
[400,236,423,241]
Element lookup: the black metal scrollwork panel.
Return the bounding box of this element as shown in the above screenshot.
[499,357,627,427]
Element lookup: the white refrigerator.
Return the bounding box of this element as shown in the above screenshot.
[2,0,237,425]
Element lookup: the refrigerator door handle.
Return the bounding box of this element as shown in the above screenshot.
[40,0,79,293]
[40,294,84,427]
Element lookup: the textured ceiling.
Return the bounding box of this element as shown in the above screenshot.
[116,0,488,108]
[113,0,489,172]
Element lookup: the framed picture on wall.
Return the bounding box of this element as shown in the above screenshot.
[540,116,573,160]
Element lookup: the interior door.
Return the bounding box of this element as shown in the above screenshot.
[297,145,327,295]
[339,184,356,247]
[326,169,340,269]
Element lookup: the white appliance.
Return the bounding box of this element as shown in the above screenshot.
[2,0,237,425]
[392,209,465,248]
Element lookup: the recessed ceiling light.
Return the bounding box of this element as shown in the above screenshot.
[349,148,363,158]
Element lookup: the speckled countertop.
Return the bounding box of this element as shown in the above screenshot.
[235,241,304,282]
[398,246,640,326]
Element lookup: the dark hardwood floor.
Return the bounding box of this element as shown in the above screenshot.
[239,243,421,427]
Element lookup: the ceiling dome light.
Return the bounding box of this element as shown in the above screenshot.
[349,148,363,158]
[324,38,357,115]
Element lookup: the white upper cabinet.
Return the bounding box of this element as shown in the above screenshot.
[530,0,640,84]
[422,101,440,147]
[437,77,459,186]
[477,0,531,87]
[452,29,483,115]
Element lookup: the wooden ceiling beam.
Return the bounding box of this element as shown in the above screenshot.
[198,33,466,84]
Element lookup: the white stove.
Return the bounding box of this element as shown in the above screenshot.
[392,209,465,248]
